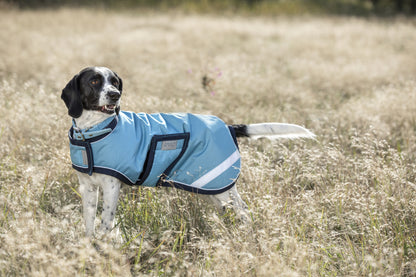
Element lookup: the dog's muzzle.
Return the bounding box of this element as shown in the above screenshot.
[92,90,121,114]
[107,90,121,102]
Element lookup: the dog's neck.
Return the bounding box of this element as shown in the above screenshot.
[74,110,115,130]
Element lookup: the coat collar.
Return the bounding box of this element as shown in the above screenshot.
[70,115,118,141]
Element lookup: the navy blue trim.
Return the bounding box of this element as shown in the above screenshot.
[135,136,159,186]
[136,133,190,186]
[159,179,237,195]
[94,167,134,185]
[157,133,190,183]
[70,140,94,175]
[88,166,237,194]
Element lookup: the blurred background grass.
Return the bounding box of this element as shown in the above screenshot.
[3,0,416,16]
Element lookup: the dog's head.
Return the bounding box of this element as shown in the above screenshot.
[61,67,123,118]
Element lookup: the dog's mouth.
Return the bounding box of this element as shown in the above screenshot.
[96,105,117,114]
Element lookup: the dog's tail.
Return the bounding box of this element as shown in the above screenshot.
[231,123,315,140]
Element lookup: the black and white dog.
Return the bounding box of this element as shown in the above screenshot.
[62,66,315,237]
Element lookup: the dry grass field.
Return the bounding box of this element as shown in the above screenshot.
[1,7,416,276]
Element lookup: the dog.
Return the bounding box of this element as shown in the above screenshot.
[61,66,315,237]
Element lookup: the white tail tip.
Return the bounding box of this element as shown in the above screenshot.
[246,123,316,140]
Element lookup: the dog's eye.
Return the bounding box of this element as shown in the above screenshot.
[90,79,100,86]
[112,79,119,87]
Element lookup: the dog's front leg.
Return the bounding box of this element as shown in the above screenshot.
[78,175,99,237]
[99,176,121,234]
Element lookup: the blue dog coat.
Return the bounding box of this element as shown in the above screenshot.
[68,111,240,194]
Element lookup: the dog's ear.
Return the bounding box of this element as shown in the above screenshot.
[61,74,83,118]
[114,71,122,115]
[114,72,123,94]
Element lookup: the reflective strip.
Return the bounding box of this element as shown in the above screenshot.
[191,150,240,188]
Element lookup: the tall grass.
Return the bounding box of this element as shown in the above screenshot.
[1,8,416,276]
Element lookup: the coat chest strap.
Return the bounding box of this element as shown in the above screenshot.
[69,140,94,176]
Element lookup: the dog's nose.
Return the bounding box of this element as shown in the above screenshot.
[107,90,121,101]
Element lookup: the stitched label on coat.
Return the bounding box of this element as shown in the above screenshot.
[81,149,88,165]
[161,140,178,150]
